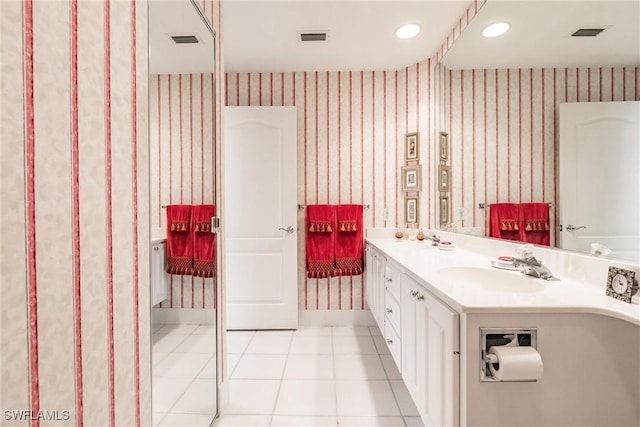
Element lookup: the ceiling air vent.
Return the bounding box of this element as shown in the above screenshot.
[170,34,200,44]
[571,28,606,37]
[299,31,328,42]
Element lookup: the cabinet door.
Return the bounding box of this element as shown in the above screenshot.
[365,245,385,328]
[422,290,459,427]
[401,275,427,414]
[376,254,387,326]
[151,242,169,306]
[365,246,373,310]
[401,273,459,427]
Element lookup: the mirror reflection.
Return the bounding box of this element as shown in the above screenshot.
[436,0,639,263]
[149,0,218,425]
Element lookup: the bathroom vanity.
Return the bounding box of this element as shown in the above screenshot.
[365,229,640,427]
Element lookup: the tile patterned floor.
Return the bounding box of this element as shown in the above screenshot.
[152,323,217,426]
[214,326,423,427]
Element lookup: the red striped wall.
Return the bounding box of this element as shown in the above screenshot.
[150,73,217,310]
[1,0,150,425]
[443,66,640,242]
[0,0,224,424]
[225,61,437,310]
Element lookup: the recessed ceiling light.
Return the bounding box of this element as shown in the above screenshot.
[395,23,421,39]
[482,22,510,38]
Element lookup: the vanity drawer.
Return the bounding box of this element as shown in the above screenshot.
[384,321,402,370]
[384,290,401,334]
[384,264,401,302]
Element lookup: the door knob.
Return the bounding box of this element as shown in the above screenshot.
[278,226,294,234]
[566,224,587,232]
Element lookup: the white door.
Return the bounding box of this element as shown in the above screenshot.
[224,107,298,330]
[559,101,640,262]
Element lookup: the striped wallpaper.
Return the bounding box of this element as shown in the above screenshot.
[1,0,150,425]
[0,0,224,425]
[442,66,640,243]
[220,0,488,312]
[150,73,217,310]
[225,62,438,310]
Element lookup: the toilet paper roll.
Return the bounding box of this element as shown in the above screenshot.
[488,346,543,381]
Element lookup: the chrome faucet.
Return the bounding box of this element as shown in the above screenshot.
[512,255,558,281]
[426,233,441,246]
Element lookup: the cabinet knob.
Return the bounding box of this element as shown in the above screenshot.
[386,338,393,344]
[386,308,393,314]
[416,294,424,301]
[153,247,159,252]
[385,277,392,283]
[409,290,417,297]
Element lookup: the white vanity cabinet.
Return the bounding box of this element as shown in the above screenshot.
[365,243,460,426]
[401,273,459,427]
[151,240,169,306]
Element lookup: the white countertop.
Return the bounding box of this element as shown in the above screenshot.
[367,236,640,326]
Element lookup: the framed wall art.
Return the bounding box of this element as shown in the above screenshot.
[405,196,419,224]
[438,164,450,192]
[439,195,450,226]
[401,165,422,192]
[404,132,420,162]
[439,131,448,162]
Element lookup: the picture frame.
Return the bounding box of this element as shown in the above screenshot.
[605,266,635,304]
[404,132,420,162]
[404,196,419,224]
[439,195,450,226]
[401,165,422,192]
[439,131,449,162]
[438,164,450,192]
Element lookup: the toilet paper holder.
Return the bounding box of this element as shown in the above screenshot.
[480,327,538,382]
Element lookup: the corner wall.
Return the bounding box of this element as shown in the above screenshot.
[225,63,437,311]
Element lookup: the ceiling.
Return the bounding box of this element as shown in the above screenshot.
[222,0,473,72]
[149,0,215,74]
[440,0,640,70]
[149,1,639,75]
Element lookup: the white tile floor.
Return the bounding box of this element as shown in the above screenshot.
[214,326,423,427]
[152,323,217,427]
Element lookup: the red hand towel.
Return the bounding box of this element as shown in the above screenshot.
[520,203,550,246]
[166,205,193,275]
[489,203,521,241]
[306,204,336,279]
[192,204,216,278]
[334,204,364,277]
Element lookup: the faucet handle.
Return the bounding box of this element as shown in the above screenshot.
[516,244,534,259]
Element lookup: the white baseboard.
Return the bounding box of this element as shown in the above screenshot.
[152,307,216,325]
[298,309,375,326]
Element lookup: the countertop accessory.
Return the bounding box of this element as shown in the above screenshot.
[605,266,638,303]
[590,243,612,257]
[491,256,520,271]
[438,241,455,251]
[416,229,425,241]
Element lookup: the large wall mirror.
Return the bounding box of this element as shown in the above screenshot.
[435,0,639,263]
[149,0,218,425]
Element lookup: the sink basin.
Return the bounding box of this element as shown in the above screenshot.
[438,267,546,293]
